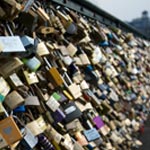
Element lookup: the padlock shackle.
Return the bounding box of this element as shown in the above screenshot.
[63,72,73,85]
[5,22,14,36]
[43,57,52,68]
[0,103,9,117]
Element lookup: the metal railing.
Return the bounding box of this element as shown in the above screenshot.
[50,0,149,40]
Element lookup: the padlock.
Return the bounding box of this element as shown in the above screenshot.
[91,46,106,64]
[23,70,39,85]
[79,17,90,30]
[31,1,50,23]
[49,10,66,34]
[84,65,99,85]
[22,56,41,72]
[51,92,61,101]
[45,125,63,145]
[74,131,88,146]
[83,128,100,142]
[64,7,79,23]
[63,72,82,99]
[13,105,26,114]
[46,94,60,112]
[7,73,24,89]
[80,80,89,90]
[0,116,22,148]
[108,88,119,102]
[63,90,73,100]
[76,101,94,113]
[43,57,64,87]
[110,131,124,144]
[71,24,87,43]
[24,92,40,106]
[52,108,66,123]
[73,72,84,84]
[20,35,35,55]
[58,51,73,66]
[62,102,82,123]
[74,99,87,114]
[109,120,116,130]
[85,89,100,106]
[55,8,77,34]
[37,26,56,35]
[59,45,69,56]
[0,77,10,102]
[104,142,114,150]
[76,46,91,65]
[0,57,23,78]
[4,90,25,110]
[54,92,68,103]
[98,101,111,114]
[65,118,84,132]
[79,34,91,44]
[60,134,74,150]
[99,124,110,136]
[88,109,105,130]
[26,116,47,136]
[74,56,83,66]
[72,138,85,150]
[68,63,80,77]
[19,127,38,150]
[0,36,26,54]
[35,38,50,56]
[103,62,118,78]
[89,26,107,44]
[37,133,55,150]
[63,39,77,57]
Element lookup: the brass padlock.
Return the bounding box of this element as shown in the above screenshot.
[31,2,50,23]
[23,70,39,85]
[37,26,56,35]
[55,9,77,34]
[44,57,64,87]
[0,116,22,148]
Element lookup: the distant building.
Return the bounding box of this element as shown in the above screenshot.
[128,11,150,37]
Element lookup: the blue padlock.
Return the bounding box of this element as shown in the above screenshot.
[13,105,26,113]
[99,41,109,47]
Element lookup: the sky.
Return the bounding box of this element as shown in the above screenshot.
[86,0,150,21]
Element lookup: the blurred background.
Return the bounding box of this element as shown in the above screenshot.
[87,0,150,37]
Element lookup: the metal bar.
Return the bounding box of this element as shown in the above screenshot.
[50,0,149,40]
